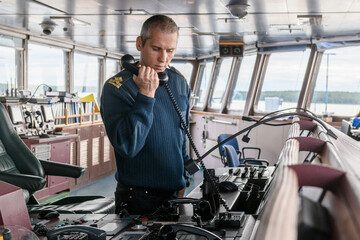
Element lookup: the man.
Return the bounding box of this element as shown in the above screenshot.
[100,15,191,215]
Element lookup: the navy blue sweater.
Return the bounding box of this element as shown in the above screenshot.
[100,67,190,192]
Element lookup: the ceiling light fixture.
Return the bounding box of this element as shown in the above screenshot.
[40,19,57,35]
[226,0,249,19]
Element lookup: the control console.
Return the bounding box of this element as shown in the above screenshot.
[6,103,55,137]
[215,166,275,214]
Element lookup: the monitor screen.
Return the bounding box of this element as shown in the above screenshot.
[41,105,54,122]
[9,105,24,124]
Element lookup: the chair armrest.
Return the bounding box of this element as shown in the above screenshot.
[39,160,85,178]
[243,159,269,166]
[0,172,46,194]
[242,147,261,159]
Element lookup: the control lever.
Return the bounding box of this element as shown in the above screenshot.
[241,167,248,178]
[121,54,168,85]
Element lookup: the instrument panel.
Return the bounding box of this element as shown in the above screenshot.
[6,103,55,137]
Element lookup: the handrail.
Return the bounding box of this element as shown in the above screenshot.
[54,107,101,126]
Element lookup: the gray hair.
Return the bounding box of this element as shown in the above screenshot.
[140,15,179,46]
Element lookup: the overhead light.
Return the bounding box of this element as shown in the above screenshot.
[50,16,91,26]
[226,0,249,18]
[40,19,57,35]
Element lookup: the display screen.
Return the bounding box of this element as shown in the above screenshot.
[9,105,24,124]
[41,105,54,122]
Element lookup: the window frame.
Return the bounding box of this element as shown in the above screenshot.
[226,54,258,115]
[206,57,236,112]
[252,48,312,115]
[307,44,360,117]
[191,58,216,111]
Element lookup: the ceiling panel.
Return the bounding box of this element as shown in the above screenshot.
[0,0,360,58]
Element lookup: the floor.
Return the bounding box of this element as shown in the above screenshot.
[68,170,204,198]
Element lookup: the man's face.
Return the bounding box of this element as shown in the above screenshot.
[136,28,178,72]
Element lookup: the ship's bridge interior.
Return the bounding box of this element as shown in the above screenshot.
[0,0,360,240]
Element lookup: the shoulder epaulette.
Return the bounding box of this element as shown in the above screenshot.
[107,76,124,88]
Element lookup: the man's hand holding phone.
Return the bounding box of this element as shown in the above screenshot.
[133,64,159,98]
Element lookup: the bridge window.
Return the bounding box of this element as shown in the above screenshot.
[28,43,66,95]
[310,46,360,116]
[208,57,234,109]
[193,61,214,108]
[0,35,22,95]
[255,49,310,113]
[0,46,17,95]
[74,52,100,100]
[105,58,119,80]
[169,62,194,83]
[228,55,257,112]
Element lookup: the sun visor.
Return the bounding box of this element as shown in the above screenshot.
[258,44,307,53]
[316,40,360,51]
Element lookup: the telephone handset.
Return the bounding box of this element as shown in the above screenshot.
[121,54,168,85]
[162,198,215,221]
[35,110,44,128]
[46,225,106,240]
[24,110,34,128]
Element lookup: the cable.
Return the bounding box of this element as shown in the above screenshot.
[164,82,337,214]
[196,111,337,165]
[242,107,317,143]
[21,83,52,104]
[163,83,231,213]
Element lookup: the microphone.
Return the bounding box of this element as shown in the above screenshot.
[21,83,53,104]
[241,108,317,143]
[185,111,337,174]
